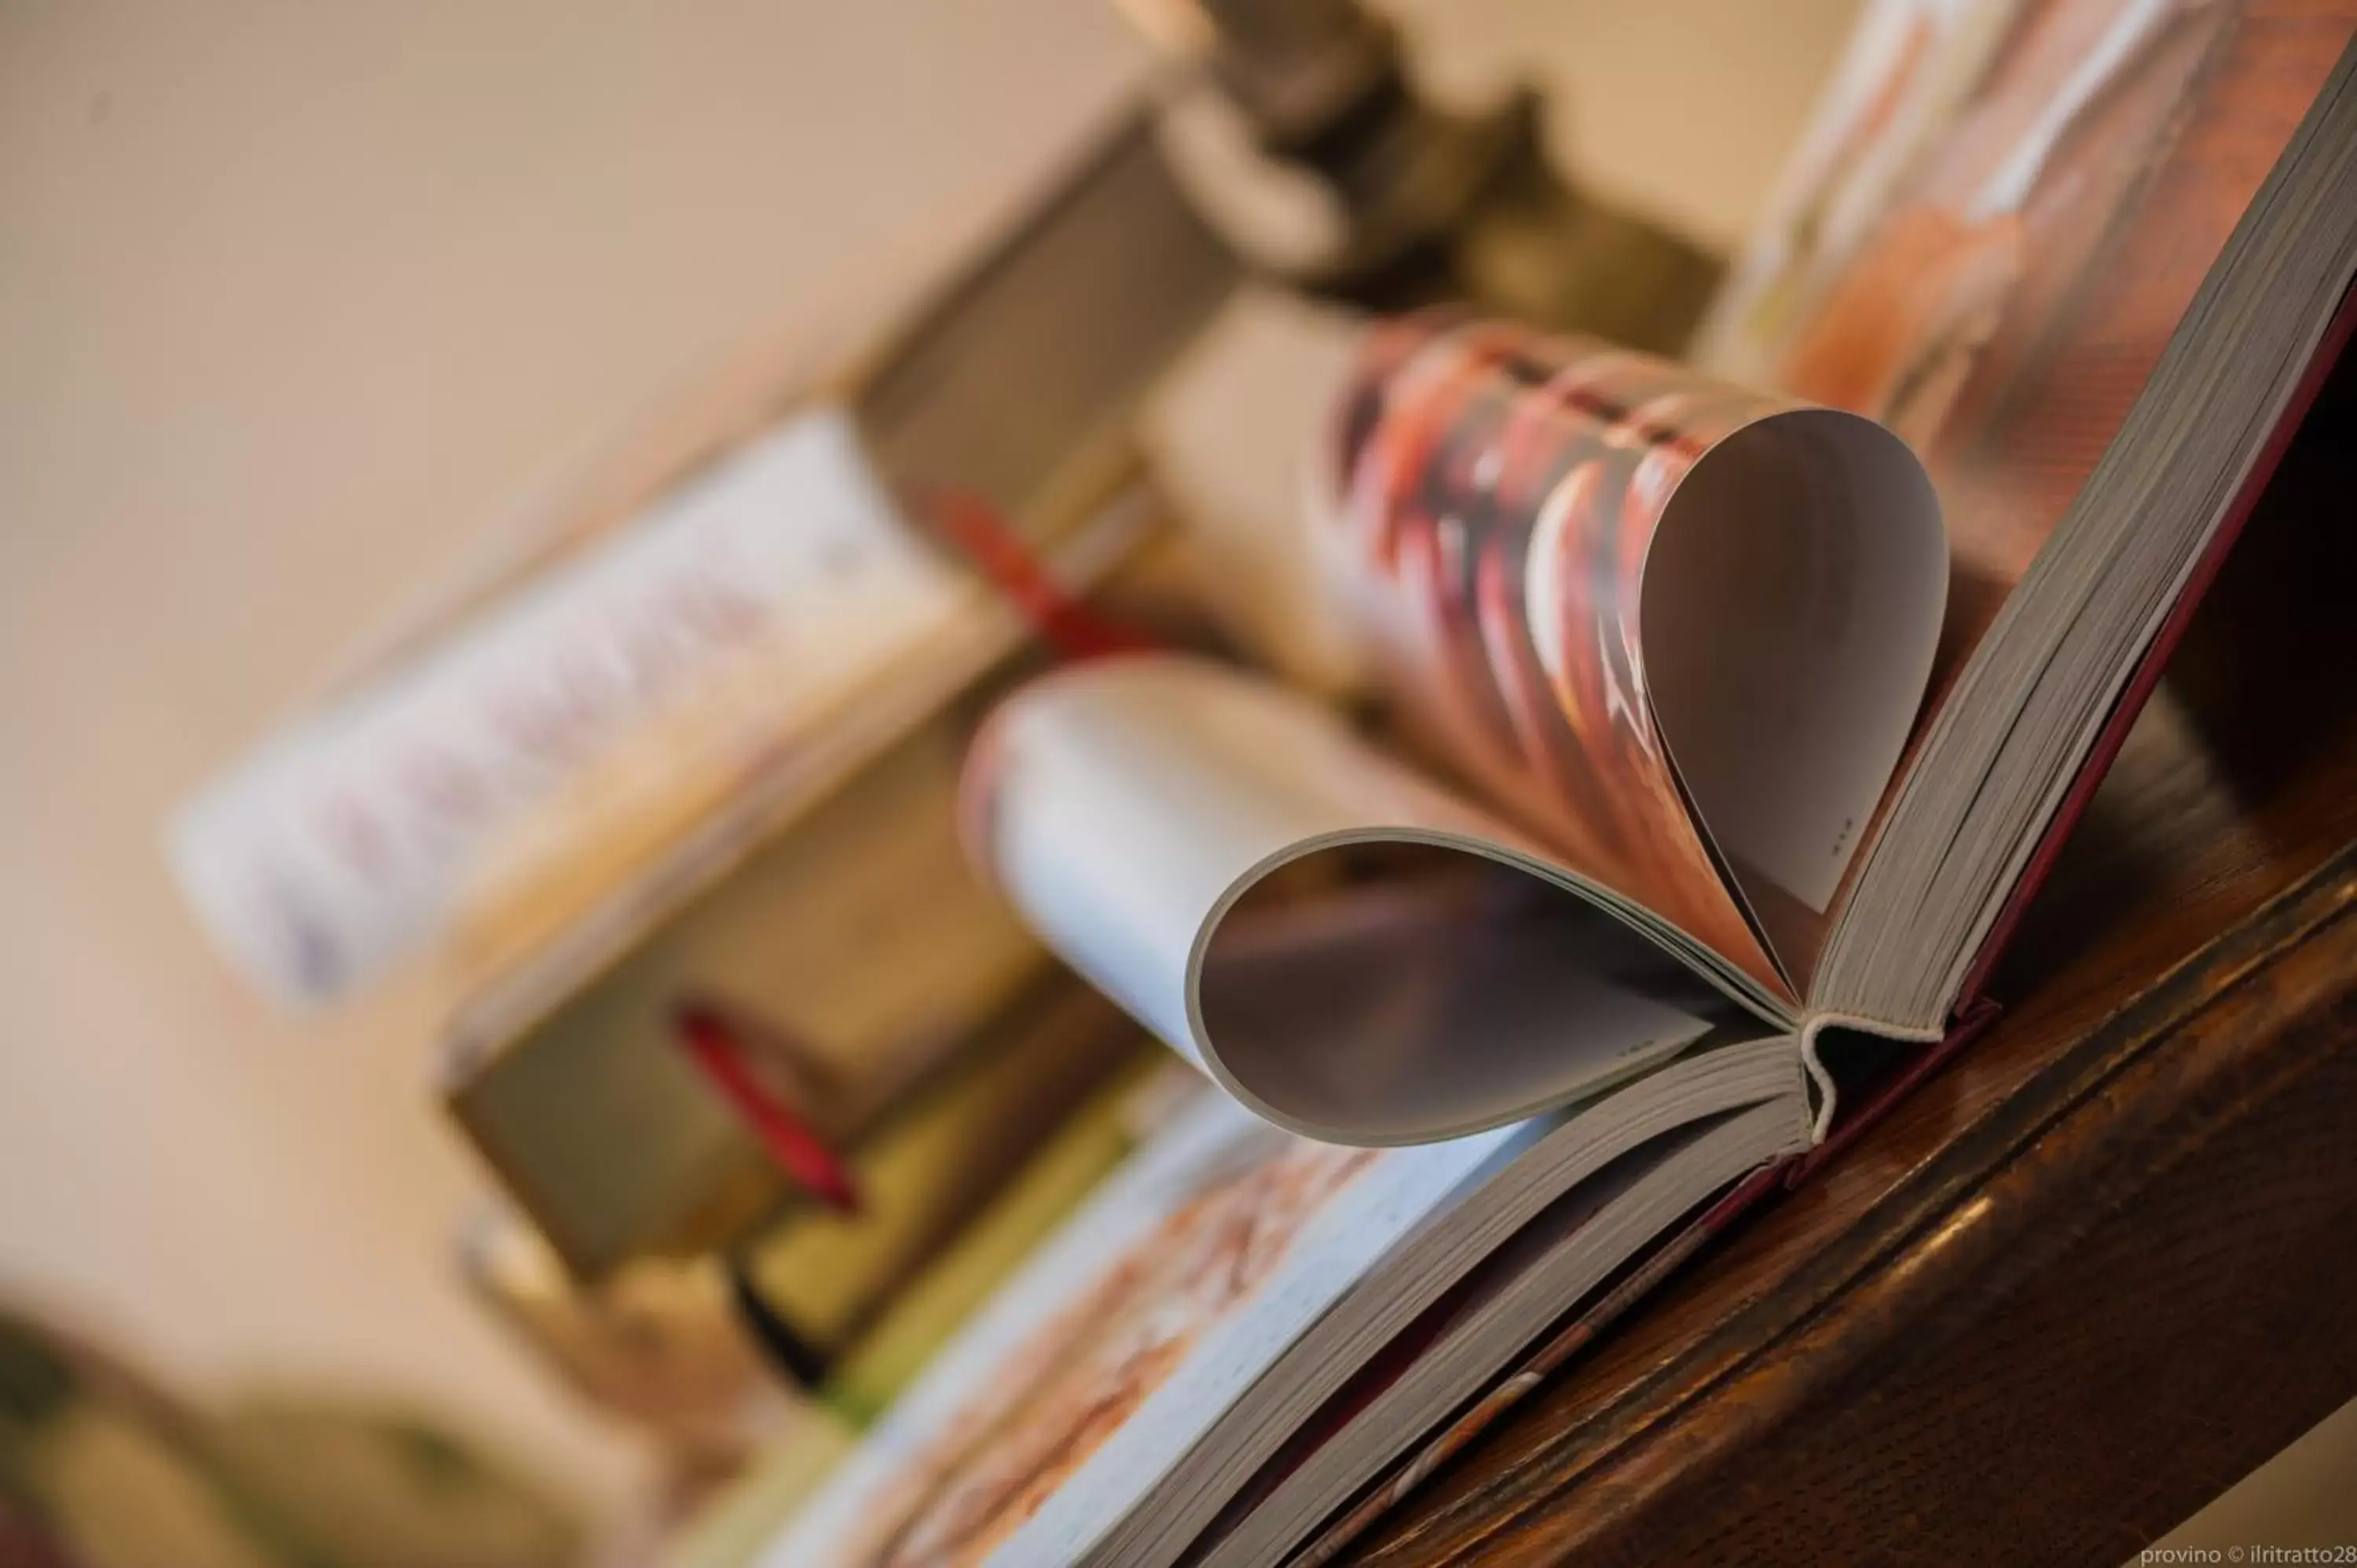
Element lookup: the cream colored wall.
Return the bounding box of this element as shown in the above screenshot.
[10,0,2339,1543]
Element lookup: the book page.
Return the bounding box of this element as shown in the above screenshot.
[1316,319,1945,988]
[1696,0,2283,687]
[962,654,1762,1144]
[763,1089,1508,1568]
[1194,1101,1803,1568]
[1694,0,2357,1003]
[769,1040,1804,1568]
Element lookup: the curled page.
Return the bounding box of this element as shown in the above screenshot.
[1320,316,1945,988]
[962,657,1757,1144]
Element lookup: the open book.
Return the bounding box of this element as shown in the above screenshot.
[971,20,2357,1148]
[775,2,2357,1564]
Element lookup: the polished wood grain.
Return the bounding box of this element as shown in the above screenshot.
[1336,321,2357,1566]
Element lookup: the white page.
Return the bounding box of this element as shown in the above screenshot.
[966,654,1772,1144]
[763,1088,1277,1566]
[1637,405,1948,914]
[998,1039,1802,1568]
[768,1039,1802,1568]
[1197,1099,1804,1568]
[763,1090,1512,1568]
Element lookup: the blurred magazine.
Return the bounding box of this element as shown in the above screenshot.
[776,4,2357,1565]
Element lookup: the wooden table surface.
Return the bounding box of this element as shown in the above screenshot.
[1339,346,2357,1565]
